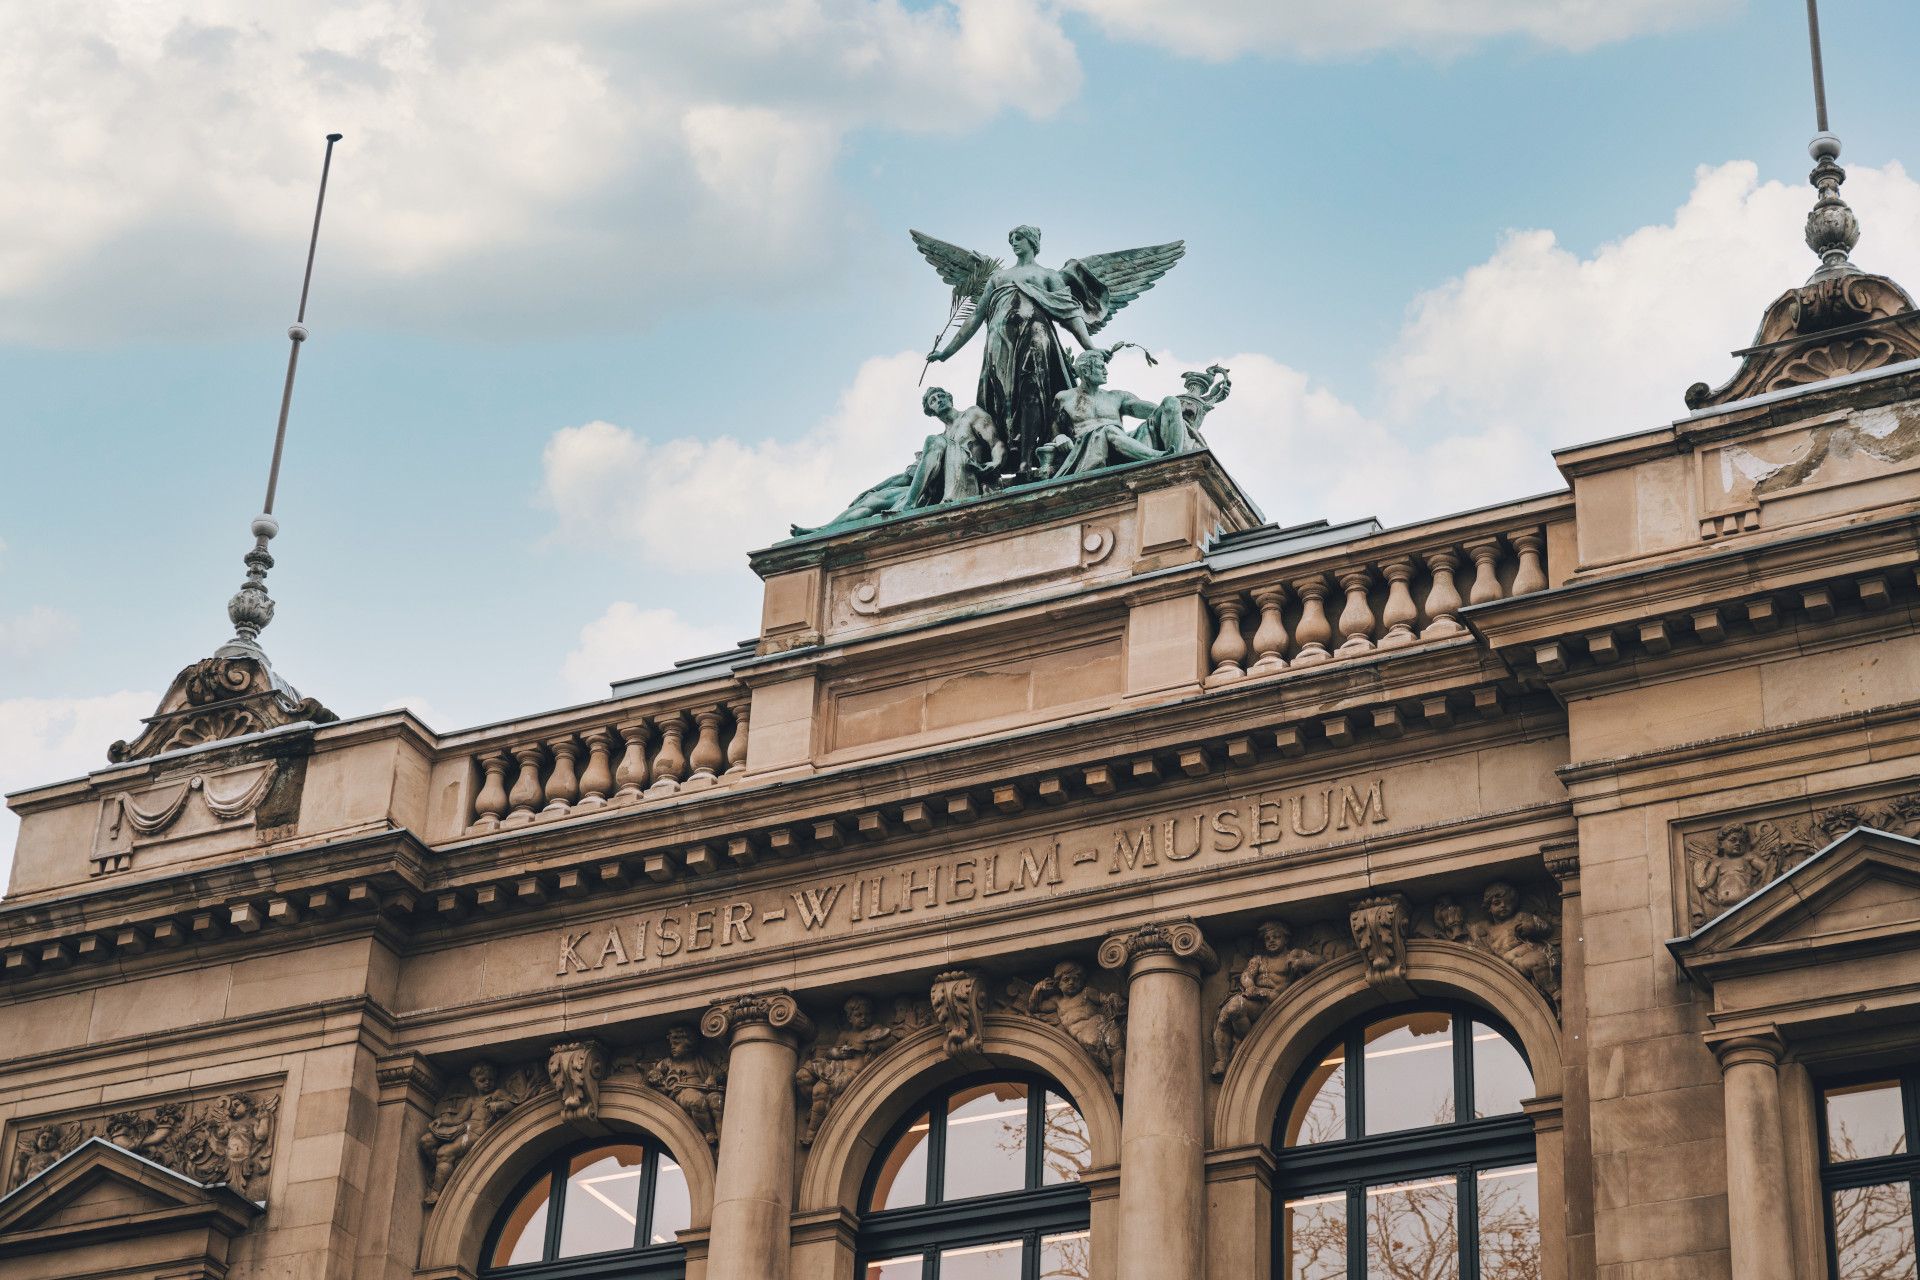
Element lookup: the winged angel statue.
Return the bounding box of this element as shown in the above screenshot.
[917,225,1185,477]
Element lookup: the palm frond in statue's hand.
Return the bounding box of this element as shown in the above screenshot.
[910,230,1001,384]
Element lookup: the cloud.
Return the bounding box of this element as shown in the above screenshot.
[561,603,742,699]
[0,606,77,664]
[0,0,1081,342]
[0,691,156,893]
[542,350,937,572]
[1057,0,1740,60]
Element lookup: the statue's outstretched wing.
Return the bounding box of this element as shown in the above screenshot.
[1074,241,1186,333]
[910,230,1000,303]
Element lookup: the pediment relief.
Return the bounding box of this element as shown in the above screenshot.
[108,655,334,765]
[1675,827,1920,969]
[1686,273,1920,412]
[0,1138,260,1240]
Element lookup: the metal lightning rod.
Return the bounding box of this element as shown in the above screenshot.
[1805,0,1830,134]
[218,132,343,660]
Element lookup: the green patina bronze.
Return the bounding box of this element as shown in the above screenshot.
[791,225,1230,539]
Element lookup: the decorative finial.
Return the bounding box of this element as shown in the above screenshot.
[216,133,342,658]
[1801,0,1859,282]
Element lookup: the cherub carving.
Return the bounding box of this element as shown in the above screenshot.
[646,1026,726,1147]
[1210,921,1324,1078]
[1022,960,1127,1094]
[205,1092,278,1194]
[12,1125,78,1186]
[1471,882,1561,1007]
[795,996,903,1145]
[419,1062,516,1206]
[1686,822,1781,927]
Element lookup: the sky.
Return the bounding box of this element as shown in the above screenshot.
[8,0,1920,876]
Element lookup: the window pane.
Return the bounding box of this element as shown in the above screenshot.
[939,1238,1024,1279]
[557,1143,647,1258]
[1285,1042,1347,1146]
[1831,1182,1917,1279]
[1476,1164,1541,1280]
[942,1081,1030,1201]
[1041,1229,1091,1280]
[1363,1012,1455,1135]
[1824,1080,1910,1163]
[650,1154,690,1245]
[489,1173,552,1267]
[1284,1191,1349,1280]
[1472,1025,1534,1118]
[1366,1174,1460,1279]
[870,1109,932,1210]
[865,1253,926,1280]
[1041,1091,1091,1185]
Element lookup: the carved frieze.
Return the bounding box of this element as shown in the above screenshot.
[795,995,921,1145]
[1011,958,1128,1095]
[6,1085,282,1199]
[1210,919,1340,1079]
[1682,788,1920,929]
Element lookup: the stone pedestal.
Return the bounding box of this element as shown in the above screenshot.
[702,993,813,1280]
[1714,1033,1797,1280]
[1100,921,1216,1280]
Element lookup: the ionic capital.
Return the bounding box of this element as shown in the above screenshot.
[1098,919,1217,976]
[701,990,814,1045]
[1711,1029,1786,1071]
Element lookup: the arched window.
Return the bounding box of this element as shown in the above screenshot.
[484,1137,690,1278]
[858,1073,1092,1278]
[1275,1005,1540,1279]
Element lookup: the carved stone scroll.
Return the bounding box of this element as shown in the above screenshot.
[930,969,987,1058]
[1096,919,1218,973]
[700,991,815,1043]
[1348,894,1411,990]
[108,655,334,764]
[547,1040,610,1123]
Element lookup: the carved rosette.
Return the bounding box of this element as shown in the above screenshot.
[1096,920,1217,973]
[929,969,987,1058]
[1348,895,1411,990]
[8,1087,282,1199]
[547,1040,610,1123]
[700,991,815,1044]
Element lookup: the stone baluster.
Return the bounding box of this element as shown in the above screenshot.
[1248,586,1289,675]
[470,750,511,832]
[702,994,814,1280]
[1420,547,1466,638]
[503,743,545,828]
[542,736,582,815]
[724,704,749,776]
[576,727,615,810]
[1378,557,1419,649]
[1099,922,1216,1280]
[1511,528,1548,595]
[1464,536,1505,605]
[685,708,727,790]
[1334,566,1376,657]
[612,720,652,803]
[1208,594,1249,682]
[645,713,690,798]
[1291,576,1333,666]
[1713,1033,1797,1280]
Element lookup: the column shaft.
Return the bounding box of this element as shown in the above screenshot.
[1719,1039,1797,1280]
[1118,954,1208,1280]
[708,1025,800,1280]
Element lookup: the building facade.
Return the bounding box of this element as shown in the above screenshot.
[5,211,1920,1280]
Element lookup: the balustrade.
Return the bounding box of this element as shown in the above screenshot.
[465,702,749,833]
[1204,525,1552,687]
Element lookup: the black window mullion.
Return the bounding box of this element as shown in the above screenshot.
[634,1144,658,1251]
[927,1087,949,1205]
[1026,1089,1046,1191]
[1456,1011,1474,1123]
[1347,1028,1364,1140]
[1346,1184,1363,1280]
[1459,1166,1478,1279]
[540,1158,566,1263]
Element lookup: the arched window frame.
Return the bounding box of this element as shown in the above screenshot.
[1272,1001,1538,1278]
[857,1069,1091,1276]
[481,1135,688,1280]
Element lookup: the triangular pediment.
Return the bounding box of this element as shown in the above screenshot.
[0,1138,258,1241]
[1676,827,1920,963]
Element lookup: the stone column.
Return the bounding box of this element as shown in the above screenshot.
[1544,843,1591,1280]
[1713,1032,1797,1280]
[359,1051,440,1279]
[1099,921,1217,1280]
[702,992,814,1280]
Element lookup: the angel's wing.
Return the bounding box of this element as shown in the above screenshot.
[910,230,999,302]
[1074,240,1185,332]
